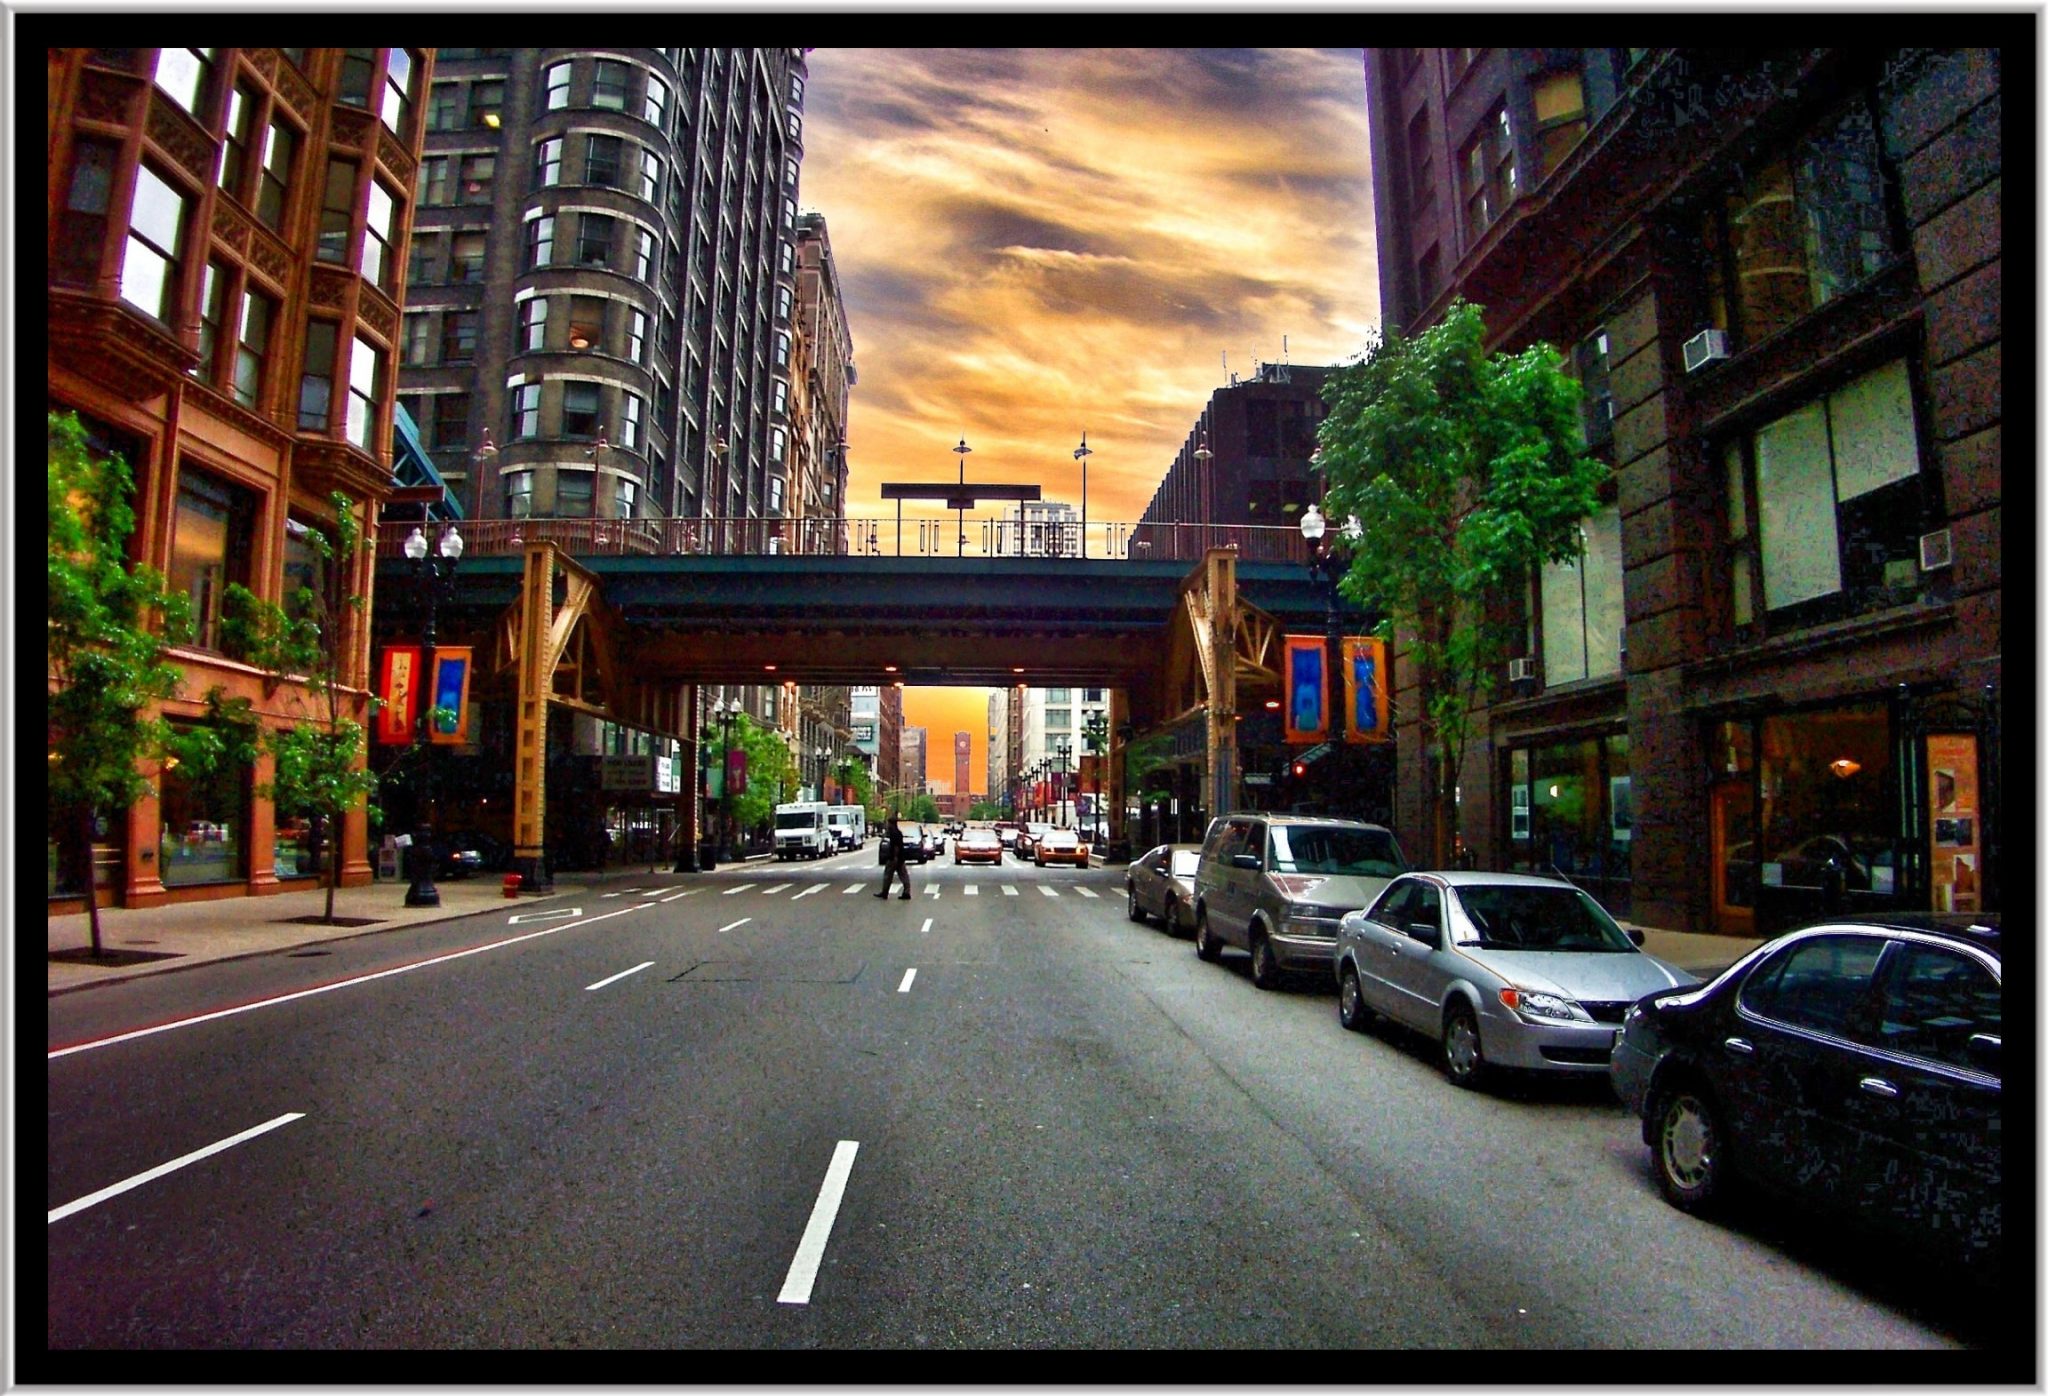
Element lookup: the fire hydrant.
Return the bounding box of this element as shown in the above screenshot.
[502,872,523,898]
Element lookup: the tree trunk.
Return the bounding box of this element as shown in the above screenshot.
[320,812,338,924]
[79,804,103,957]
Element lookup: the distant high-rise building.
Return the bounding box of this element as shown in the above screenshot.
[900,726,927,800]
[878,685,903,796]
[986,690,1009,811]
[1138,361,1333,554]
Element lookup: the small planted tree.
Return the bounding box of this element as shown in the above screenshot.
[1315,300,1606,865]
[220,492,382,924]
[47,413,196,956]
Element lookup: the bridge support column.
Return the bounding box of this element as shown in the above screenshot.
[676,683,701,871]
[1106,686,1128,855]
[512,543,554,891]
[1202,548,1239,826]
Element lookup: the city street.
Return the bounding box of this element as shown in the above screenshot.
[43,849,2002,1367]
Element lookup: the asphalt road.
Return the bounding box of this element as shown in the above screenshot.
[42,844,2007,1371]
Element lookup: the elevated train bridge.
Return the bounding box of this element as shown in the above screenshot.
[372,516,1375,879]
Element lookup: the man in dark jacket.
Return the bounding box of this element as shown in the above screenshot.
[875,813,911,900]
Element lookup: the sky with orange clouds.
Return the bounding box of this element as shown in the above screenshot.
[804,50,1378,787]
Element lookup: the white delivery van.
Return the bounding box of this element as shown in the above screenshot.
[774,801,833,860]
[826,805,865,851]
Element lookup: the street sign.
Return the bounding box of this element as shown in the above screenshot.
[601,755,655,791]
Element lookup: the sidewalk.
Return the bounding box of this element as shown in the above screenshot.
[46,860,1763,995]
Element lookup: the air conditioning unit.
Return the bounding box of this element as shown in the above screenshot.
[1919,527,1954,572]
[1507,657,1536,683]
[1682,328,1730,373]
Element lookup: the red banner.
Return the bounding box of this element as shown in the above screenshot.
[376,646,421,744]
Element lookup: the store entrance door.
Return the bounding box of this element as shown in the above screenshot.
[1710,778,1756,937]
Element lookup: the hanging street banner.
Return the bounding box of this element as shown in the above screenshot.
[1283,634,1329,744]
[1343,636,1391,744]
[376,646,421,744]
[428,647,474,745]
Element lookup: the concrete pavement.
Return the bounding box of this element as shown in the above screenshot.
[45,862,1763,995]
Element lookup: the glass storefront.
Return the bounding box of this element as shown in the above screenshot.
[1506,732,1631,916]
[158,726,250,887]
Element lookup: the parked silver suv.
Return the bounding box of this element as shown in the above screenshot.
[1192,814,1409,989]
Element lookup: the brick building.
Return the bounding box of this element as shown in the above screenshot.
[49,47,430,911]
[1363,47,2003,934]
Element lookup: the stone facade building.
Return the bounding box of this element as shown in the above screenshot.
[1363,47,2002,934]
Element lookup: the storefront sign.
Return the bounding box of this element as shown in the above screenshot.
[376,646,421,744]
[602,755,654,791]
[1927,733,1981,912]
[428,648,473,745]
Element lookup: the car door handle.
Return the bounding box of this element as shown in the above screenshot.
[1859,1077,1900,1099]
[1722,1037,1755,1056]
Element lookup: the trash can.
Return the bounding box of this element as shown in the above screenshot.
[698,841,718,872]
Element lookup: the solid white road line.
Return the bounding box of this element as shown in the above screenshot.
[49,904,652,1060]
[585,961,655,992]
[716,918,751,934]
[723,885,752,895]
[777,1140,860,1305]
[897,968,916,993]
[920,918,932,935]
[792,884,825,900]
[762,883,792,895]
[1075,887,1100,899]
[49,1112,305,1224]
[1003,885,1018,896]
[1039,886,1060,898]
[965,884,978,896]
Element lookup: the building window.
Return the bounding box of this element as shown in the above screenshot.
[440,309,479,362]
[194,260,229,388]
[627,308,648,362]
[419,155,450,205]
[616,476,638,518]
[1505,734,1632,916]
[592,60,629,111]
[220,81,257,196]
[120,164,188,323]
[527,215,555,269]
[621,391,644,449]
[585,134,623,188]
[1533,68,1588,181]
[1539,505,1623,686]
[771,379,788,417]
[535,136,562,187]
[316,157,357,264]
[644,75,668,128]
[256,115,295,228]
[576,213,615,267]
[153,47,212,116]
[512,382,540,439]
[544,61,571,110]
[460,153,494,204]
[338,48,376,107]
[346,335,382,450]
[299,321,339,430]
[1461,104,1516,242]
[774,330,790,368]
[381,49,415,135]
[361,179,397,288]
[520,297,548,351]
[58,138,117,286]
[426,82,460,132]
[231,287,274,409]
[1724,357,1929,632]
[639,148,663,202]
[452,230,486,282]
[403,311,432,365]
[561,381,601,438]
[506,469,534,517]
[169,467,255,653]
[1702,98,1899,351]
[557,469,595,516]
[158,722,250,887]
[567,296,605,351]
[775,284,793,323]
[1575,327,1613,448]
[635,228,655,280]
[433,393,471,452]
[467,80,503,129]
[1046,709,1072,731]
[787,109,802,142]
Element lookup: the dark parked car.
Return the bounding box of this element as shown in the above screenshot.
[436,828,512,878]
[1611,914,2001,1270]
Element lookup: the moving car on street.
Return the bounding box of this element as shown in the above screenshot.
[1034,829,1089,868]
[1192,814,1409,989]
[953,827,1004,865]
[1334,871,1695,1089]
[1611,914,2001,1271]
[1127,842,1202,935]
[1014,822,1053,860]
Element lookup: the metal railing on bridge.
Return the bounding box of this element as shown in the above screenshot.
[375,514,1318,565]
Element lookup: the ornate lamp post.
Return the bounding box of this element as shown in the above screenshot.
[402,522,464,906]
[1073,431,1092,559]
[1299,500,1363,810]
[712,696,740,861]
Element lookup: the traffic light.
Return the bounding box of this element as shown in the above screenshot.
[1291,759,1307,780]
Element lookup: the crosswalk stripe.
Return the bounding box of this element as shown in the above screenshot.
[792,884,825,900]
[723,885,752,895]
[638,889,666,898]
[1039,886,1059,898]
[965,885,978,896]
[1075,887,1100,899]
[1002,885,1018,896]
[843,883,864,894]
[924,885,940,897]
[762,883,792,895]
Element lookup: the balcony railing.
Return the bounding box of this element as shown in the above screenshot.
[375,514,1317,564]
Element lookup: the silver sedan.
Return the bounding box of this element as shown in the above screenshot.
[1333,871,1696,1090]
[1125,843,1202,935]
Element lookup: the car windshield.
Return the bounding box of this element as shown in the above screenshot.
[775,811,819,830]
[1169,851,1201,877]
[1453,884,1636,952]
[1266,825,1406,877]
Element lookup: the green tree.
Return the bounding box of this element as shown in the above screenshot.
[968,800,1006,820]
[706,714,799,835]
[830,755,875,813]
[907,792,941,824]
[47,412,197,956]
[1315,300,1606,864]
[220,492,381,924]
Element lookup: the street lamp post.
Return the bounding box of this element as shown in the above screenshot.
[1073,432,1092,559]
[952,436,971,557]
[1056,739,1072,828]
[1299,502,1362,813]
[713,697,740,861]
[402,523,464,906]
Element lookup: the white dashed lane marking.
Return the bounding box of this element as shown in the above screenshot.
[792,884,825,900]
[777,1141,859,1305]
[723,885,752,896]
[716,918,751,934]
[897,968,917,993]
[585,961,655,991]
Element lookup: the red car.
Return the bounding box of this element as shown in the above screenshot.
[953,828,1004,865]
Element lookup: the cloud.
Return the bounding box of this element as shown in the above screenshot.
[802,48,1377,525]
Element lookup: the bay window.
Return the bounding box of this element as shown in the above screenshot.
[120,164,188,323]
[345,335,383,450]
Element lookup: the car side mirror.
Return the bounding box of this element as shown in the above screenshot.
[1627,928,1645,947]
[1230,853,1261,871]
[1406,922,1438,945]
[1966,1032,2001,1076]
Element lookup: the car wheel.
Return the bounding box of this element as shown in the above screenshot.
[1078,857,1088,869]
[1127,885,1146,923]
[1338,965,1373,1032]
[1164,897,1186,937]
[1249,931,1282,990]
[1441,1002,1488,1090]
[1193,909,1223,962]
[1653,1081,1727,1214]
